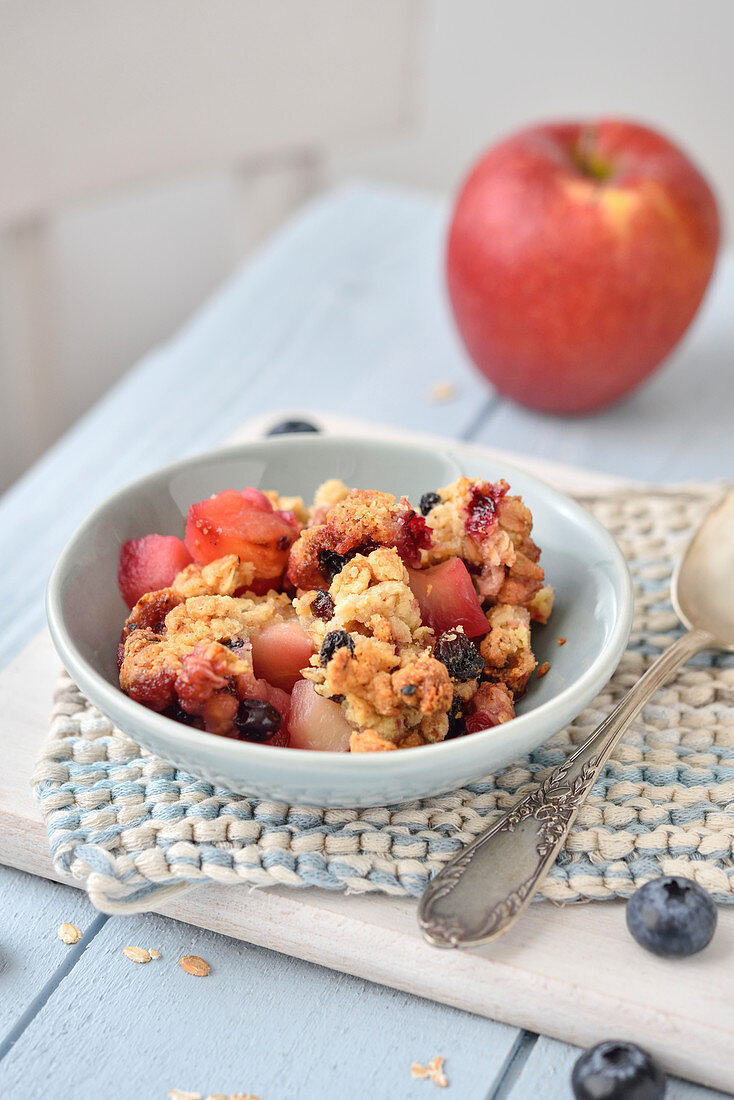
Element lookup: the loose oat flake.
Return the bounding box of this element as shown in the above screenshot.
[427,1057,449,1087]
[149,948,162,959]
[123,945,152,964]
[412,1057,449,1087]
[179,954,211,976]
[428,380,457,403]
[57,922,82,945]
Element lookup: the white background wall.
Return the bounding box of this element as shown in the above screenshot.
[330,0,734,214]
[2,0,733,491]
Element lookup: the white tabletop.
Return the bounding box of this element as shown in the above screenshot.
[0,184,731,1099]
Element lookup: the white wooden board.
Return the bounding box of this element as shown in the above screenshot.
[1,421,733,1095]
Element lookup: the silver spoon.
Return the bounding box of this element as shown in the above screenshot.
[419,488,734,949]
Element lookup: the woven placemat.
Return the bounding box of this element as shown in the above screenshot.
[34,484,734,914]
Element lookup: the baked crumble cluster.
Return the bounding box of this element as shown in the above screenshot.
[117,477,552,752]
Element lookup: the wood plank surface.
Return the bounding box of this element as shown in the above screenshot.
[0,883,518,1100]
[0,866,102,1037]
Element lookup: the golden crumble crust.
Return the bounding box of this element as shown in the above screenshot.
[528,583,554,624]
[118,562,294,715]
[480,604,536,695]
[164,591,293,649]
[349,729,398,753]
[286,488,426,590]
[299,548,452,745]
[172,554,255,598]
[421,476,550,613]
[118,475,552,754]
[309,477,350,523]
[314,635,451,744]
[469,680,516,726]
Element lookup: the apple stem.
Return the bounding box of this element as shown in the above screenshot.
[571,128,614,182]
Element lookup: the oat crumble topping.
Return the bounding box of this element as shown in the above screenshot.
[117,475,553,752]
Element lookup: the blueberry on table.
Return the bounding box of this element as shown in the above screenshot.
[572,1040,666,1100]
[266,419,320,435]
[626,875,717,958]
[234,698,282,742]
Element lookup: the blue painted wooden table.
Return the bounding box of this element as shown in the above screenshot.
[1,184,732,1099]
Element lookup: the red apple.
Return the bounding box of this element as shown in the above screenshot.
[446,120,720,414]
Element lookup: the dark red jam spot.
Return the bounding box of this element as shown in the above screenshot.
[312,590,335,621]
[396,509,432,566]
[465,711,498,734]
[465,481,509,540]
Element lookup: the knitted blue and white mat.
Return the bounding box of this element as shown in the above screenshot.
[34,483,734,914]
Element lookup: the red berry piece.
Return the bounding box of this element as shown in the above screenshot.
[465,480,510,540]
[396,505,433,566]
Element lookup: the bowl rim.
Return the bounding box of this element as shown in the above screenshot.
[46,433,634,780]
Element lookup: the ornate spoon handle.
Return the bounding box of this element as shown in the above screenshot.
[419,628,714,948]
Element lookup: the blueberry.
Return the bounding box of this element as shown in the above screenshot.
[572,1040,665,1100]
[318,548,351,581]
[164,702,203,729]
[311,590,335,621]
[234,698,282,742]
[445,696,467,739]
[266,419,320,436]
[320,629,355,666]
[420,491,441,516]
[626,875,717,958]
[434,630,484,682]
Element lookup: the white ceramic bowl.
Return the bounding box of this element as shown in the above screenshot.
[46,434,633,807]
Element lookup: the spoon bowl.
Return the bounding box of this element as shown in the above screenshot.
[672,488,734,650]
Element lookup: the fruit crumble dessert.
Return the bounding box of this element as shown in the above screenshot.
[116,478,552,752]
